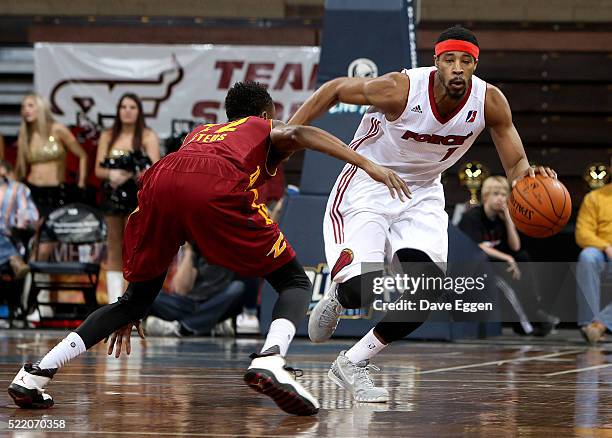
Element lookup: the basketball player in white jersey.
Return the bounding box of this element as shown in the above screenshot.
[289,25,557,402]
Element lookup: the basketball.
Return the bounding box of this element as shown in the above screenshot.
[508,174,572,238]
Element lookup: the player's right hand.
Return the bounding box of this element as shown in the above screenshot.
[363,162,412,201]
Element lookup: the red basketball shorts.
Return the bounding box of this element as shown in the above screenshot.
[122,153,295,281]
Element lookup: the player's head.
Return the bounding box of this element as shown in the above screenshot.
[434,25,479,100]
[225,81,275,121]
[481,176,509,211]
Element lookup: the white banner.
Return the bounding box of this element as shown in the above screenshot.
[34,43,320,138]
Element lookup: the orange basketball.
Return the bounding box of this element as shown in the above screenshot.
[507,174,572,238]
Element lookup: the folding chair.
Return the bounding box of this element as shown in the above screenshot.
[27,203,107,326]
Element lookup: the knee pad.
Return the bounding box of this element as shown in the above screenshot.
[337,271,382,309]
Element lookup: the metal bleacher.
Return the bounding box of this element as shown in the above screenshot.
[0,48,34,137]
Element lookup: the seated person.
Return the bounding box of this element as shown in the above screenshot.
[0,160,39,279]
[575,163,612,344]
[144,242,245,337]
[459,175,555,336]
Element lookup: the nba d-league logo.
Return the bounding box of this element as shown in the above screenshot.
[348,58,378,78]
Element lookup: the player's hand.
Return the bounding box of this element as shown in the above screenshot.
[506,257,521,280]
[513,166,557,186]
[104,320,145,358]
[363,162,412,201]
[108,169,133,189]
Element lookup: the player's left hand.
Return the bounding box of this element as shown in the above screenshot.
[104,320,145,358]
[513,165,557,187]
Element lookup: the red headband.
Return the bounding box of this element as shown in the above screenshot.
[435,39,479,60]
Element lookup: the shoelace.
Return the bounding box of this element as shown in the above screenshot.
[283,366,304,379]
[319,299,343,326]
[354,364,381,389]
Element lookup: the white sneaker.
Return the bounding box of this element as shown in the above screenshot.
[328,351,389,403]
[308,283,343,343]
[236,312,260,335]
[244,347,319,416]
[144,316,182,337]
[8,363,56,409]
[212,318,235,337]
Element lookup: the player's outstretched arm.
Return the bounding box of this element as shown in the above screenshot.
[289,72,409,126]
[270,122,411,201]
[486,84,557,185]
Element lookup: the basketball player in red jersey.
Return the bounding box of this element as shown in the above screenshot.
[8,81,410,416]
[290,26,558,402]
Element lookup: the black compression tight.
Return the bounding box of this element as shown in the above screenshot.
[265,257,312,329]
[76,273,166,349]
[373,248,445,343]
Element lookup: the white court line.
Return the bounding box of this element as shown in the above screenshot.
[545,363,612,377]
[416,349,584,375]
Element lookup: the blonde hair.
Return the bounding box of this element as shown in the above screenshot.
[16,94,55,179]
[481,176,509,202]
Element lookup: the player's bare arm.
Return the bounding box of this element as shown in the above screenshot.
[485,84,557,185]
[269,121,411,201]
[289,72,409,125]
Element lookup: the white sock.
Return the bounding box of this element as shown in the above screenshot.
[260,318,296,357]
[345,328,387,363]
[38,332,87,370]
[106,271,125,304]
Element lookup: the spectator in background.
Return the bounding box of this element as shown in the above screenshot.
[94,94,160,304]
[575,159,612,344]
[144,242,245,337]
[459,176,555,336]
[0,160,39,278]
[15,94,88,260]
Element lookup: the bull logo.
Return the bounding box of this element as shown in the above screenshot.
[49,54,184,125]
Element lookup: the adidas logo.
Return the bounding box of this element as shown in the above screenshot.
[410,105,422,113]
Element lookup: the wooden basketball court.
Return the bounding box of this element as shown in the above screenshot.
[1,329,611,437]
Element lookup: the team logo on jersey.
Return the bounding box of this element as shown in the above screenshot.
[347,58,378,78]
[331,248,354,280]
[267,232,287,258]
[410,105,423,114]
[402,129,473,146]
[465,110,478,123]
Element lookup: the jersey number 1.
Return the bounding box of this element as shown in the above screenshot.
[439,147,459,162]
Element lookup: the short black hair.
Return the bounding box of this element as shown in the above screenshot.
[225,81,273,121]
[436,25,479,47]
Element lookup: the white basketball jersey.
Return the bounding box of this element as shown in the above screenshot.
[351,66,487,182]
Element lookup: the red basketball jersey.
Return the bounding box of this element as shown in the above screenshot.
[179,116,276,190]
